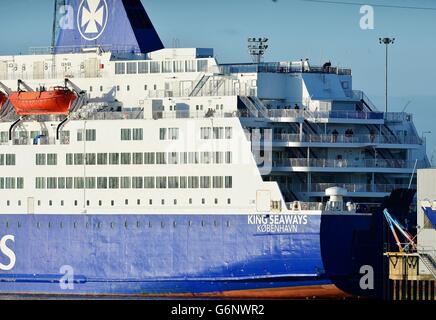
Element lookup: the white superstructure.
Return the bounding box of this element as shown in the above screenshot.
[0,45,429,215]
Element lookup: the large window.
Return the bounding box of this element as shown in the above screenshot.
[115,62,126,75]
[138,61,149,74]
[132,128,143,140]
[77,129,96,142]
[150,61,160,73]
[47,154,57,165]
[97,153,108,165]
[144,177,155,188]
[126,62,137,74]
[162,61,173,73]
[197,60,208,72]
[144,152,155,164]
[36,154,46,166]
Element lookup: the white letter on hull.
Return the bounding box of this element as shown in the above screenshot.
[0,235,16,271]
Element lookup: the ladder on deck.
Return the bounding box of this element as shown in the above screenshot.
[189,75,210,97]
[418,252,436,279]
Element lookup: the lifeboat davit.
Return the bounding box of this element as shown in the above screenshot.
[0,91,7,110]
[9,87,77,116]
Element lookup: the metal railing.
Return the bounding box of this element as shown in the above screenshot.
[265,109,385,120]
[273,158,424,169]
[294,183,416,193]
[273,133,423,145]
[218,62,352,76]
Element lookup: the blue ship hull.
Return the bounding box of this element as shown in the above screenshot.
[0,213,375,298]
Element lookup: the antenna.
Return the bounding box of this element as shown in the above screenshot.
[248,37,269,64]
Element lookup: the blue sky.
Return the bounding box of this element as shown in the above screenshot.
[0,0,435,159]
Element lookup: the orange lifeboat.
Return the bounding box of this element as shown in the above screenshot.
[0,91,7,110]
[9,87,77,116]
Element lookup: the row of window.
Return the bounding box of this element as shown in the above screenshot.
[65,152,232,166]
[36,154,57,166]
[0,177,24,189]
[35,176,233,190]
[114,60,208,75]
[159,128,179,140]
[120,128,144,141]
[77,129,97,142]
[0,154,16,166]
[201,127,233,140]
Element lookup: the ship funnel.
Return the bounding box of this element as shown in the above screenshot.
[53,0,164,53]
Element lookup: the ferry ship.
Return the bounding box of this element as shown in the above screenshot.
[0,0,429,298]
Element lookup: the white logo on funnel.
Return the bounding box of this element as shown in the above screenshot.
[77,0,108,41]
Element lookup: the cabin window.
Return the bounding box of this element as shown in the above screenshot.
[5,154,15,166]
[126,62,137,74]
[162,61,173,73]
[109,177,119,189]
[138,62,148,74]
[121,177,131,189]
[213,176,223,189]
[132,153,143,165]
[132,128,143,140]
[132,177,143,189]
[109,153,119,165]
[174,61,185,73]
[185,60,196,72]
[168,177,179,189]
[197,60,208,72]
[156,152,166,164]
[36,154,46,165]
[47,154,57,166]
[156,177,167,189]
[115,62,126,75]
[47,177,57,189]
[144,153,155,164]
[97,177,108,189]
[150,61,160,73]
[97,153,108,165]
[35,177,46,189]
[144,177,155,189]
[86,177,96,189]
[121,153,131,165]
[200,176,211,189]
[225,176,233,188]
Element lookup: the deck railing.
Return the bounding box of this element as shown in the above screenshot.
[273,158,424,169]
[273,133,423,145]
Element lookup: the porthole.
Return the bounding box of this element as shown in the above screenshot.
[173,221,177,228]
[86,222,90,229]
[125,199,129,205]
[161,199,165,205]
[173,199,177,205]
[137,199,141,205]
[148,221,152,228]
[110,222,115,229]
[111,200,115,206]
[201,220,205,227]
[226,221,230,227]
[161,221,165,228]
[86,200,90,207]
[136,221,140,228]
[202,198,205,205]
[37,222,41,229]
[49,200,53,206]
[61,201,64,206]
[214,221,218,227]
[73,222,77,229]
[18,200,21,206]
[48,222,52,229]
[60,222,64,229]
[17,222,21,228]
[214,198,218,205]
[149,199,153,205]
[188,220,192,227]
[6,201,10,206]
